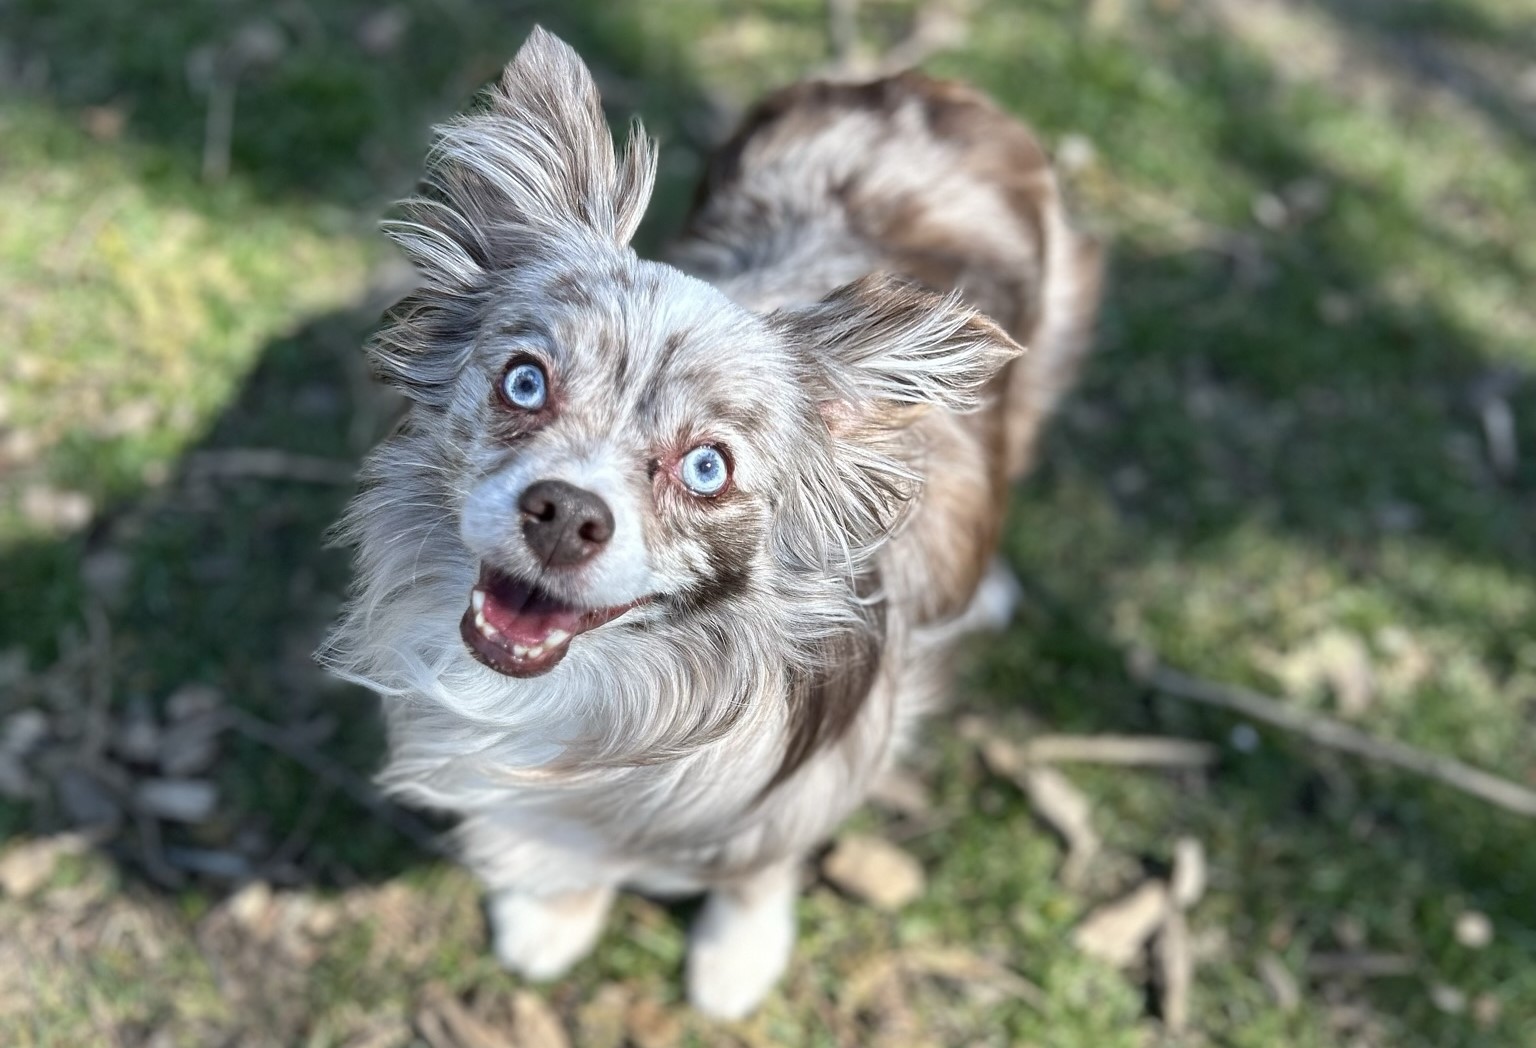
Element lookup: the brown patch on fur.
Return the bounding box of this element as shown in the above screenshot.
[635,328,693,414]
[908,409,1010,624]
[767,571,885,793]
[1004,234,1105,476]
[545,270,595,308]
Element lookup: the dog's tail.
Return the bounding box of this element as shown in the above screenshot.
[678,73,1104,478]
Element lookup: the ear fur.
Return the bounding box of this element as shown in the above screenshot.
[370,27,658,401]
[769,273,1022,571]
[772,273,1022,424]
[386,26,657,287]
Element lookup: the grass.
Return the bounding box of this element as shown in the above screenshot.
[2,0,1534,1044]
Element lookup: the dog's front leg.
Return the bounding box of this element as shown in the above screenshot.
[486,883,615,981]
[460,816,617,980]
[686,857,800,1019]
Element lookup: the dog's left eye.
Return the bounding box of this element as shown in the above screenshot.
[679,445,730,497]
[501,361,547,410]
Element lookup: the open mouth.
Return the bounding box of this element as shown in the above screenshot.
[460,565,646,677]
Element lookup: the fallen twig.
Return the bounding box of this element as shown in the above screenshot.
[1024,734,1217,769]
[1019,766,1100,889]
[1142,660,1536,818]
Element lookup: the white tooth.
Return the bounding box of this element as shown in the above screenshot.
[474,610,487,630]
[527,645,545,658]
[471,590,485,613]
[546,629,570,646]
[512,644,529,657]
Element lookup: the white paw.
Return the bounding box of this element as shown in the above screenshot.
[686,883,796,1020]
[487,886,612,981]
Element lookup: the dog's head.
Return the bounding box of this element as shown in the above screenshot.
[345,29,1018,697]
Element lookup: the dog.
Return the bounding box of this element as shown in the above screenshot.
[322,27,1101,1018]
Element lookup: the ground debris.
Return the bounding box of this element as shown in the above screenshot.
[841,945,1045,1021]
[1019,766,1100,889]
[573,983,632,1048]
[416,983,531,1048]
[135,777,218,823]
[1154,907,1194,1033]
[867,766,933,818]
[821,833,926,911]
[1022,734,1217,769]
[1454,909,1493,949]
[624,995,682,1048]
[1071,880,1171,968]
[1170,837,1207,910]
[0,833,93,898]
[511,990,571,1048]
[975,736,1103,888]
[1258,952,1301,1013]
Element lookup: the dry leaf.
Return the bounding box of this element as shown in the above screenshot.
[1071,881,1170,968]
[0,834,91,898]
[511,991,569,1048]
[624,996,681,1048]
[822,835,925,911]
[1261,629,1376,718]
[226,881,274,935]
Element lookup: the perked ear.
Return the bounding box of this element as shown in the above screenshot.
[773,273,1022,428]
[384,26,658,289]
[769,274,1022,568]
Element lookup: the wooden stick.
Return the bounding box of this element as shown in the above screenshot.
[1024,734,1217,768]
[1144,661,1536,819]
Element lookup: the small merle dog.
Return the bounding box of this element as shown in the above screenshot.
[324,28,1100,1017]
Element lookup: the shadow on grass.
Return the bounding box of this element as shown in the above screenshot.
[1,0,1533,1040]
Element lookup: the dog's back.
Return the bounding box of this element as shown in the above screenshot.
[674,73,1103,622]
[676,73,1103,479]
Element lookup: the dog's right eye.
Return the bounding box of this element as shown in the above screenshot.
[500,361,548,410]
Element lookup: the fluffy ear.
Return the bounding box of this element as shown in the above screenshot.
[369,28,656,403]
[383,26,658,290]
[769,274,1022,570]
[772,273,1022,427]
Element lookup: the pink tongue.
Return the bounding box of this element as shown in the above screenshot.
[482,593,586,646]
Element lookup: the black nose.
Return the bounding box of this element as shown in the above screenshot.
[518,479,615,567]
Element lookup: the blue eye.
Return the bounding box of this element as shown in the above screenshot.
[680,445,730,497]
[501,361,547,410]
